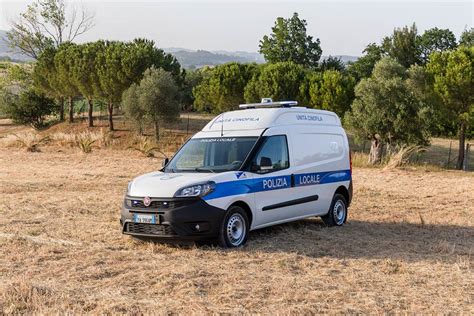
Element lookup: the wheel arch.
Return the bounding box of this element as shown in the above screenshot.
[335,185,351,207]
[229,200,253,227]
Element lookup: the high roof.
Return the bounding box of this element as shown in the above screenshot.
[201,107,341,133]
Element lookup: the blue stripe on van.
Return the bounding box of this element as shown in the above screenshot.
[203,169,351,200]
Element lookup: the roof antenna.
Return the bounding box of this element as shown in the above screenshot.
[220,112,224,137]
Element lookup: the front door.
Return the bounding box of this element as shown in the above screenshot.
[249,135,296,227]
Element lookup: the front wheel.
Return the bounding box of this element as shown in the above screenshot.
[321,193,348,226]
[217,206,249,248]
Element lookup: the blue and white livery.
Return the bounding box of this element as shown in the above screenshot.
[121,99,353,247]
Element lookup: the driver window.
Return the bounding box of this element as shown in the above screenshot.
[253,135,289,173]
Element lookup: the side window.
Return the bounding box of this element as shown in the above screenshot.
[252,135,289,173]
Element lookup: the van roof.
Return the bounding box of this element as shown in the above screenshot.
[201,107,341,133]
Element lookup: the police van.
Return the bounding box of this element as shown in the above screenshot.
[121,99,352,247]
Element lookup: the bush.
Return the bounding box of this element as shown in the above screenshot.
[3,89,58,129]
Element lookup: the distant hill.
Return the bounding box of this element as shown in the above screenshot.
[0,29,359,67]
[164,49,265,68]
[0,30,32,62]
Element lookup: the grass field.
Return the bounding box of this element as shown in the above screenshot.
[0,117,473,313]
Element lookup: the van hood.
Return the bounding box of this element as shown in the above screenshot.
[128,171,215,198]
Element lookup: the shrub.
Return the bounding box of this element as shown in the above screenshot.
[3,89,58,129]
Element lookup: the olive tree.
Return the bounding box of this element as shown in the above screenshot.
[345,57,431,164]
[123,68,180,141]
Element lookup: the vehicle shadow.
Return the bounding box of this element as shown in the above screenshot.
[245,218,473,262]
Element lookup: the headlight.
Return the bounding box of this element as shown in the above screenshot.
[174,181,216,198]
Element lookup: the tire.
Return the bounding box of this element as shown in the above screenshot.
[217,205,249,248]
[321,193,348,227]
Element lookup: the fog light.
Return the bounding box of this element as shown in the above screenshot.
[195,224,200,231]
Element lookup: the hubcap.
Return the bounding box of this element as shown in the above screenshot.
[333,200,346,225]
[226,213,246,246]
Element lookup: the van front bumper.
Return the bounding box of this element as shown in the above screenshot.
[120,196,225,240]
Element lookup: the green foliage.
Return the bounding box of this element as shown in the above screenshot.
[244,62,306,103]
[54,43,80,99]
[180,69,205,110]
[382,23,421,68]
[33,47,62,99]
[193,63,258,113]
[427,46,473,125]
[459,28,474,47]
[3,89,57,129]
[259,12,322,68]
[418,28,457,64]
[122,83,146,134]
[347,43,383,80]
[346,57,431,148]
[303,70,355,117]
[319,56,345,72]
[122,68,180,141]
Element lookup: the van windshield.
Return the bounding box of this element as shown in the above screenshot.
[165,137,258,173]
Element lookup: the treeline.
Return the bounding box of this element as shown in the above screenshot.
[33,39,182,130]
[0,5,472,169]
[188,16,473,169]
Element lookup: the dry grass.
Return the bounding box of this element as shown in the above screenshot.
[0,116,473,313]
[0,146,473,314]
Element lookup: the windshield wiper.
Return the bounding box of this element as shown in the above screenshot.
[194,167,216,173]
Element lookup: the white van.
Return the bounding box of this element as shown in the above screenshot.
[121,100,353,247]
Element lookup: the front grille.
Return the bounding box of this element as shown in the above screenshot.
[128,200,189,209]
[124,222,177,236]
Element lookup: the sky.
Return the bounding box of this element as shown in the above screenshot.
[0,0,472,56]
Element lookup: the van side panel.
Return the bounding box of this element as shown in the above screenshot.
[287,126,351,217]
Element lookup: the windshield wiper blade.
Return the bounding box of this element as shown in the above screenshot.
[194,167,216,173]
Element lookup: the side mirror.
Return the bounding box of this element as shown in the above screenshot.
[259,156,273,171]
[162,157,169,168]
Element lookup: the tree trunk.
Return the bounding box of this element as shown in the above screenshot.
[87,98,94,127]
[456,122,466,170]
[154,119,160,142]
[369,137,383,164]
[107,102,114,131]
[68,96,74,123]
[59,97,64,121]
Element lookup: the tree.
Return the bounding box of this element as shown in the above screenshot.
[6,0,94,59]
[244,62,307,103]
[418,28,457,64]
[3,89,57,129]
[304,70,355,117]
[180,69,205,111]
[96,39,182,131]
[345,57,431,164]
[122,83,146,134]
[259,12,322,68]
[193,63,258,113]
[347,43,383,80]
[70,42,101,127]
[382,23,420,68]
[33,46,67,120]
[459,28,474,47]
[123,68,180,141]
[427,46,474,169]
[54,43,80,123]
[319,56,345,72]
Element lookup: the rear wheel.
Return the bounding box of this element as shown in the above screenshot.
[321,193,348,226]
[217,205,249,248]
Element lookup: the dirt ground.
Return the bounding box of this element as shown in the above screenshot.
[0,145,472,314]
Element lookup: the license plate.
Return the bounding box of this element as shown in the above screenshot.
[133,214,156,224]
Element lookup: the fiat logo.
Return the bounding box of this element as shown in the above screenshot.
[143,196,151,207]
